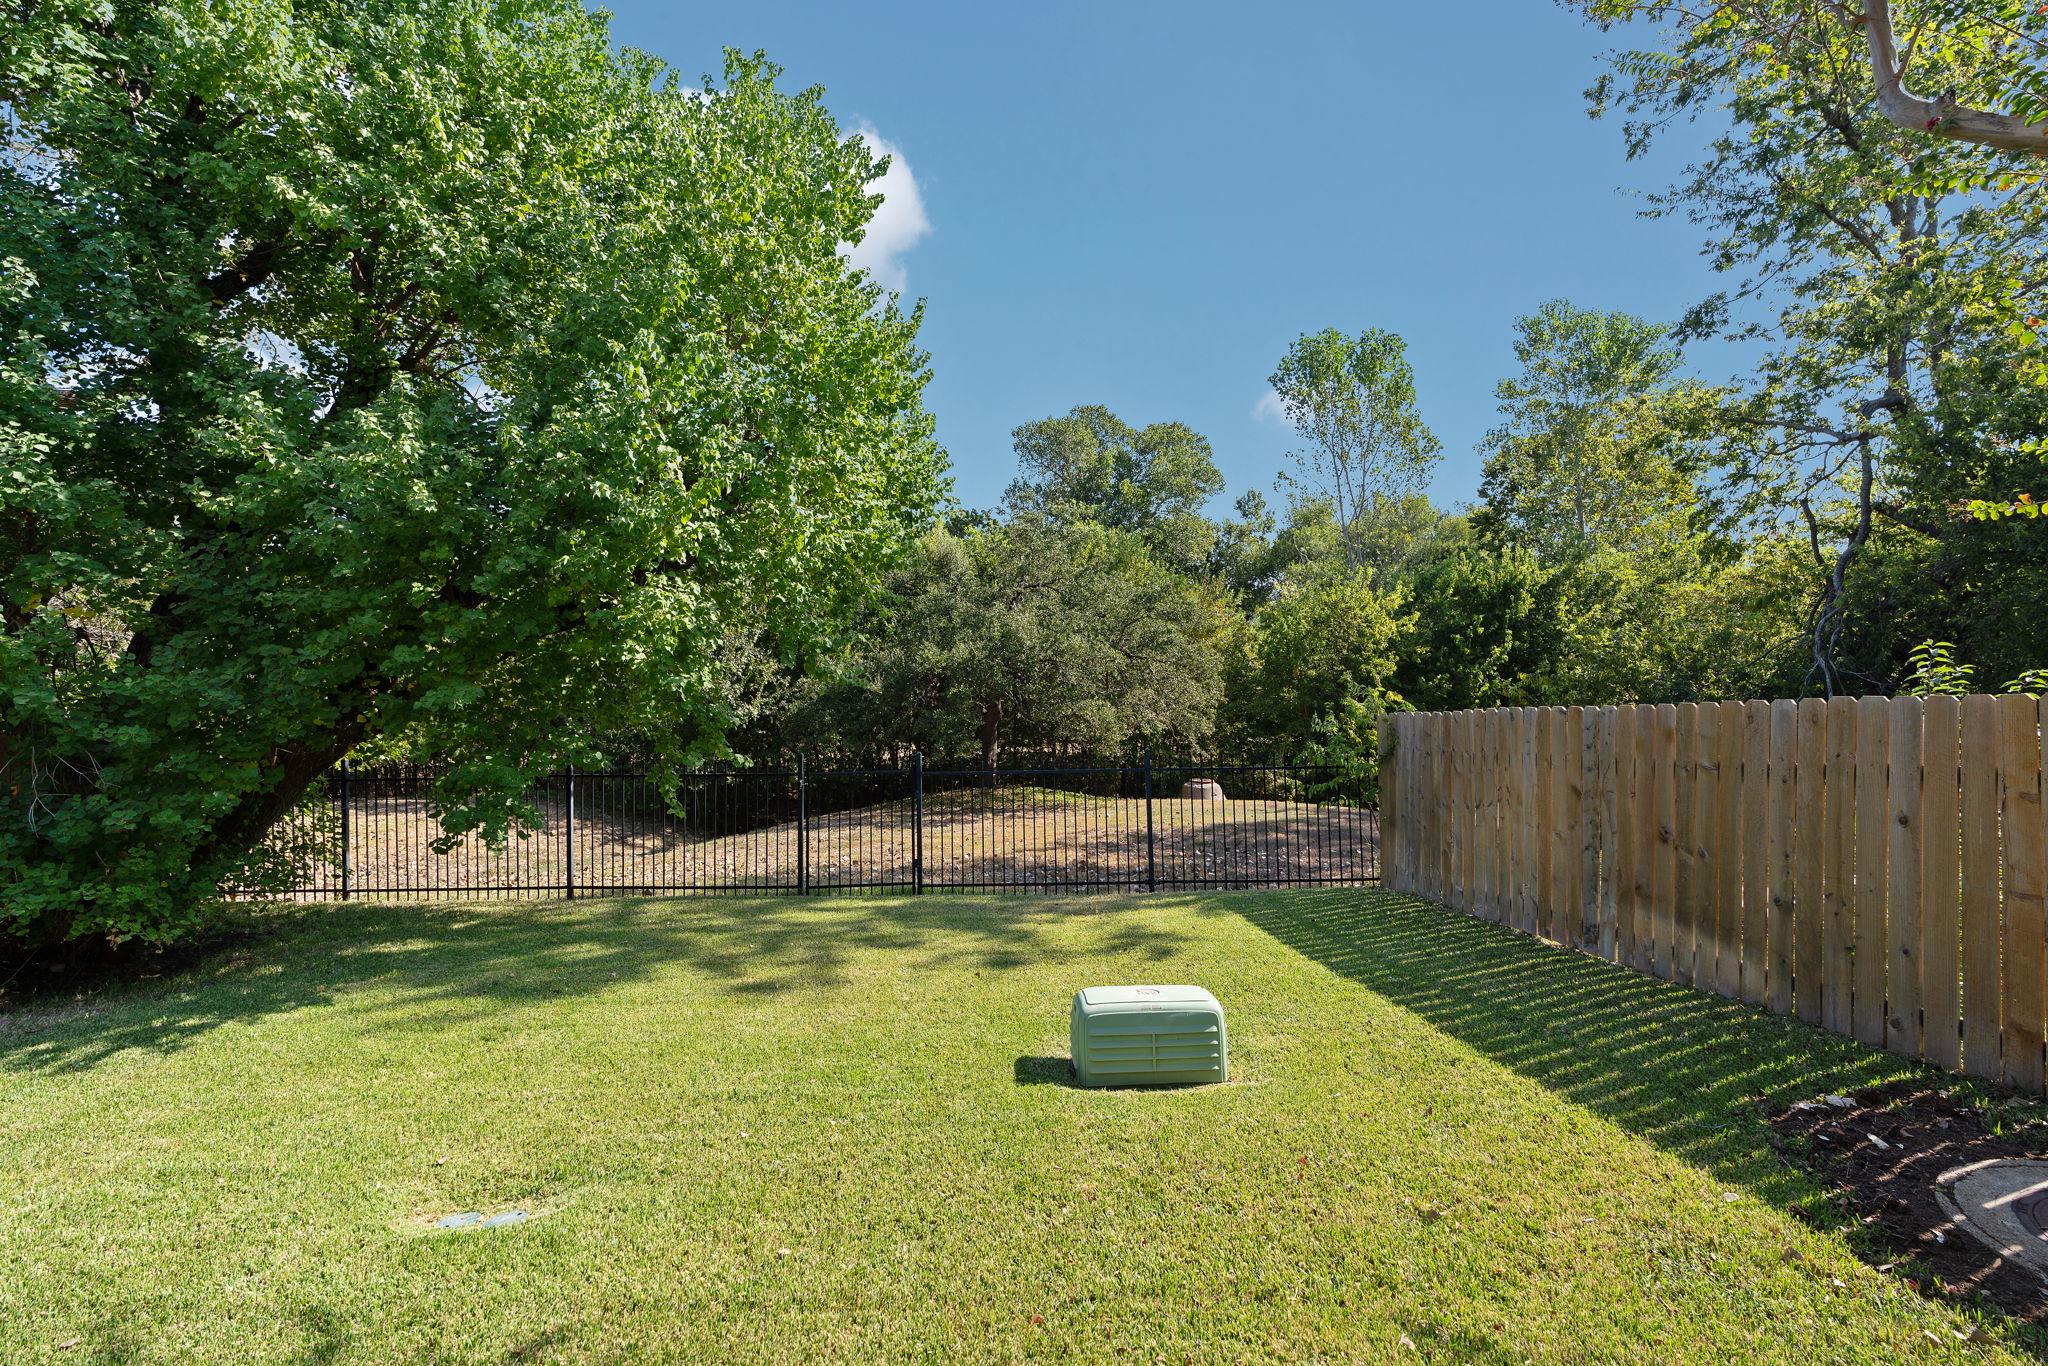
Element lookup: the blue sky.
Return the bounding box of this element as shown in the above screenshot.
[605,1,1734,514]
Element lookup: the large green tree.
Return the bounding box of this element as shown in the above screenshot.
[1003,405,1224,573]
[798,517,1225,770]
[1222,574,1410,760]
[1267,328,1442,574]
[1,1,945,944]
[1393,546,1567,712]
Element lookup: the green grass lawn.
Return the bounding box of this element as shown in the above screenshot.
[2,888,2040,1364]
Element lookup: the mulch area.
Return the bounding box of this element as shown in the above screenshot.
[1768,1079,2048,1323]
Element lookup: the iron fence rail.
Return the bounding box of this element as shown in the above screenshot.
[263,752,1378,900]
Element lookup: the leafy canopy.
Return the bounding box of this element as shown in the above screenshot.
[0,0,945,943]
[1267,328,1442,572]
[1004,405,1224,573]
[795,518,1224,769]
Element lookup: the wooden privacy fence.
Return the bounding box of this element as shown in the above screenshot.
[1377,696,2048,1091]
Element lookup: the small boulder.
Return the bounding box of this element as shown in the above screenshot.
[1179,778,1226,801]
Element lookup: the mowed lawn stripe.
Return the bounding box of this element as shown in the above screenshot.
[0,890,2027,1364]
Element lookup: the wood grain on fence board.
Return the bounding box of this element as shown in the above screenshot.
[1599,707,1622,960]
[1630,706,1658,973]
[1533,709,1554,939]
[1468,710,1485,915]
[1498,707,1516,924]
[1921,695,1963,1072]
[1767,700,1799,1016]
[1823,697,1858,1037]
[1887,696,1924,1059]
[1490,712,1507,925]
[1548,712,1564,933]
[1443,712,1459,907]
[1384,692,2047,1093]
[1576,706,1597,952]
[1674,703,1699,988]
[1694,702,1722,991]
[1793,699,1827,1024]
[1960,694,2002,1082]
[1572,704,1589,950]
[1711,702,1743,998]
[1522,709,1542,935]
[1401,714,1418,896]
[1740,701,1772,1006]
[1650,705,1677,979]
[1458,714,1474,909]
[1479,710,1497,918]
[1999,694,2045,1093]
[1430,712,1446,903]
[1853,696,1891,1049]
[1608,706,1633,969]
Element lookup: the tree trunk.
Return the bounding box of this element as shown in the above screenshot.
[187,718,368,874]
[978,699,1002,780]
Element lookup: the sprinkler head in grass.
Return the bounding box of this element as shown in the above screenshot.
[433,1209,531,1231]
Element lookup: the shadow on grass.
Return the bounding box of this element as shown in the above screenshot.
[1013,1055,1075,1087]
[1235,888,1937,1190]
[0,894,1200,1077]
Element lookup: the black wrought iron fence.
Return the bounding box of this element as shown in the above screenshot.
[261,753,1378,900]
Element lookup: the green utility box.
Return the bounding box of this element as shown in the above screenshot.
[1069,985,1227,1087]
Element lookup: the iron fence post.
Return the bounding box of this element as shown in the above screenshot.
[564,764,577,900]
[797,751,810,895]
[1144,746,1157,893]
[338,757,352,901]
[912,751,925,895]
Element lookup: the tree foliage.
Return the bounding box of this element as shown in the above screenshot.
[0,1,945,943]
[1392,546,1567,712]
[1576,0,2048,693]
[794,518,1224,770]
[1004,405,1224,574]
[1268,329,1443,572]
[1220,574,1409,760]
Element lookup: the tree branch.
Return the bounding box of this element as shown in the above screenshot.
[1842,0,2048,155]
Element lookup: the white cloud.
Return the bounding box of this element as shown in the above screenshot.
[1252,388,1289,424]
[841,123,930,296]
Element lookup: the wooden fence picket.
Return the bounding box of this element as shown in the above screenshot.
[1795,699,1827,1023]
[1960,695,2002,1081]
[1823,697,1858,1037]
[1740,701,1772,1006]
[1711,702,1743,999]
[2000,694,2045,1092]
[1921,695,1963,1072]
[1674,703,1699,988]
[1853,696,1891,1049]
[1887,696,1924,1059]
